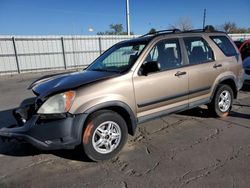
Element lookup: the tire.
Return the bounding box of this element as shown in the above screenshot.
[82,110,128,161]
[208,84,233,117]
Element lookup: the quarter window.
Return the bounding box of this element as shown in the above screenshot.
[184,37,214,65]
[210,36,237,57]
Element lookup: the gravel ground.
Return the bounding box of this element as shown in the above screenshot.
[0,71,250,188]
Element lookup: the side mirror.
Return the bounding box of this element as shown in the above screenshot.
[139,61,160,76]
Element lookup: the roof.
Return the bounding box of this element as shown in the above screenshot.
[140,29,225,38]
[119,29,227,45]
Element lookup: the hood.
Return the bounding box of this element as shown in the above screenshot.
[30,70,119,98]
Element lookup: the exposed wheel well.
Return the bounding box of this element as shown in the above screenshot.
[219,79,238,99]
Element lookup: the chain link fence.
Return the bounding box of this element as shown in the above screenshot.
[0,34,249,75]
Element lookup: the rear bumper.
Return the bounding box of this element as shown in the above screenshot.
[0,111,88,150]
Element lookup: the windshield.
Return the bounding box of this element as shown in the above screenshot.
[87,41,147,73]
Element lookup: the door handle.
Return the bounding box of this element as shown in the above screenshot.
[175,71,186,76]
[213,64,222,68]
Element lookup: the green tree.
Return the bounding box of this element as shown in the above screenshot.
[97,24,133,35]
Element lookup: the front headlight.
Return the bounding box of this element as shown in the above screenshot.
[38,91,75,114]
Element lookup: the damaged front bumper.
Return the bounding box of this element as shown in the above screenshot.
[0,107,88,150]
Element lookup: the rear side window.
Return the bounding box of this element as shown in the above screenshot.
[210,36,237,56]
[184,37,214,65]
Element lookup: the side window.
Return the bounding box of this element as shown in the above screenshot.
[210,36,237,57]
[184,37,214,65]
[148,46,158,61]
[145,39,182,71]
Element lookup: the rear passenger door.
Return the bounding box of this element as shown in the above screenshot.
[183,37,220,107]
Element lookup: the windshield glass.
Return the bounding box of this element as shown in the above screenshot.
[87,41,147,73]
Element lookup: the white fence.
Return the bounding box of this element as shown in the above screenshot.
[0,34,249,75]
[228,33,250,41]
[0,35,137,75]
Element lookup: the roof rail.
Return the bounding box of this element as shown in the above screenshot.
[139,28,225,38]
[183,29,206,33]
[183,29,225,33]
[140,29,181,38]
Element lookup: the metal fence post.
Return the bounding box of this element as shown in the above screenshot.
[12,37,20,73]
[61,37,67,69]
[98,37,102,55]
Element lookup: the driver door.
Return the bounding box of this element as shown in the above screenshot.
[133,38,189,119]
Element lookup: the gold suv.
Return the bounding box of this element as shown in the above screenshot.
[0,29,244,161]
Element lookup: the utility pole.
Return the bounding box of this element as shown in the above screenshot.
[126,0,130,36]
[203,9,206,29]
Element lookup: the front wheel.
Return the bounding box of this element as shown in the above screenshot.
[208,84,233,117]
[82,110,128,161]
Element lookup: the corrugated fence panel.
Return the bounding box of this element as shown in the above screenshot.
[0,34,249,75]
[15,38,64,71]
[63,37,101,67]
[0,39,18,73]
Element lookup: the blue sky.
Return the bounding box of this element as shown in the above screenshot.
[0,0,249,35]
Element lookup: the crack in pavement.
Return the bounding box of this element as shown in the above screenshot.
[169,128,222,160]
[0,157,56,181]
[218,118,250,129]
[125,161,160,177]
[145,146,151,155]
[205,128,220,141]
[111,156,161,178]
[176,146,246,187]
[143,161,160,175]
[121,181,128,188]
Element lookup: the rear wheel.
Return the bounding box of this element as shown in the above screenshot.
[208,84,233,117]
[82,110,128,161]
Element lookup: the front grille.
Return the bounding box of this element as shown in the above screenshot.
[13,104,35,125]
[245,69,250,75]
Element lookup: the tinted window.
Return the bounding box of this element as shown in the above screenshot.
[145,39,182,71]
[210,36,237,57]
[184,37,214,65]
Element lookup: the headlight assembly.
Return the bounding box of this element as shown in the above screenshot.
[37,91,75,114]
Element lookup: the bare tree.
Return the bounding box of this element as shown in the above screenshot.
[222,22,237,33]
[218,21,250,33]
[169,17,193,31]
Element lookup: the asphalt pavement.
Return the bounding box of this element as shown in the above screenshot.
[0,71,250,188]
